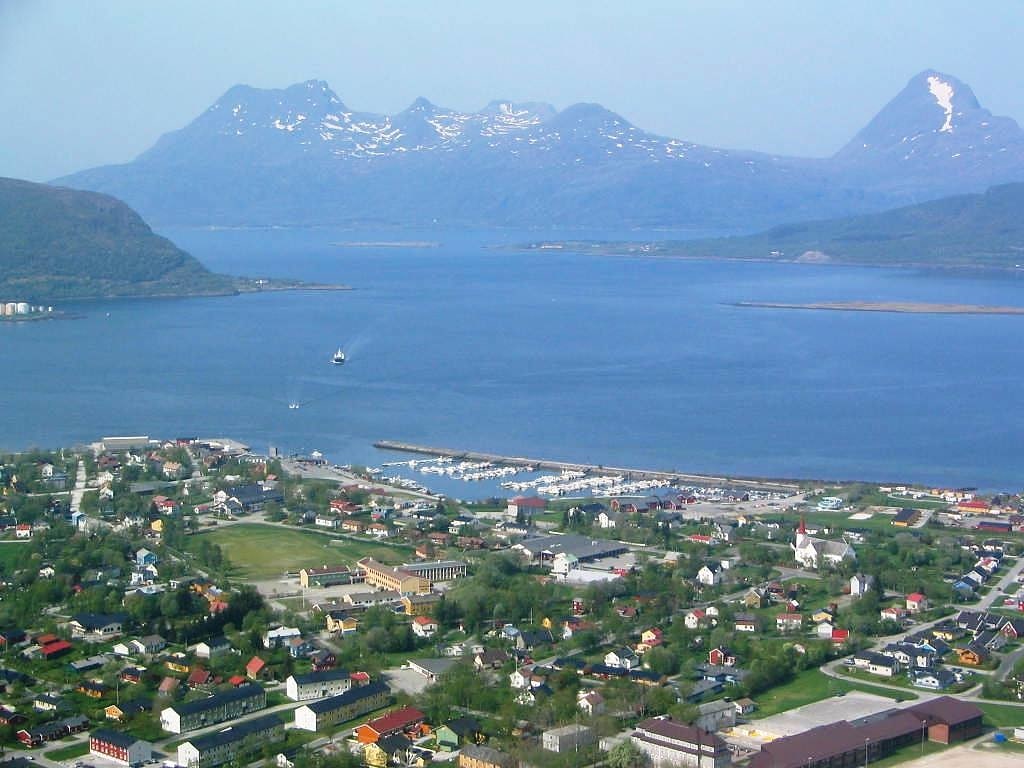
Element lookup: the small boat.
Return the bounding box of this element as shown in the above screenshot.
[331,347,346,365]
[288,402,301,410]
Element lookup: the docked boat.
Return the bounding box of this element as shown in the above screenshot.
[331,347,346,365]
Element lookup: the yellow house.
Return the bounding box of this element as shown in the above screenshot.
[325,614,360,634]
[541,617,553,630]
[150,519,163,534]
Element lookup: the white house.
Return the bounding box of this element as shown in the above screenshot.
[551,552,579,577]
[412,616,438,638]
[264,626,302,649]
[697,563,723,587]
[577,690,605,716]
[603,648,639,670]
[285,670,352,701]
[596,511,621,529]
[850,573,874,598]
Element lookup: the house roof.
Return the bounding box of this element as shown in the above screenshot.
[185,714,283,751]
[302,681,389,715]
[91,728,144,749]
[290,669,350,686]
[365,706,425,736]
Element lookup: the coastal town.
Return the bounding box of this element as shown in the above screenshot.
[0,436,1021,768]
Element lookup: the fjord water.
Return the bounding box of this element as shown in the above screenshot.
[4,227,1023,491]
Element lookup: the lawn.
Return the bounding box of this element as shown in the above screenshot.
[0,542,31,569]
[45,741,90,761]
[750,669,914,719]
[976,702,1024,728]
[187,524,413,579]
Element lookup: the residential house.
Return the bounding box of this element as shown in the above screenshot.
[263,626,302,649]
[636,627,663,654]
[708,647,737,667]
[776,613,803,634]
[906,593,930,613]
[435,717,482,750]
[412,616,438,638]
[159,684,266,734]
[734,614,758,633]
[850,573,875,597]
[70,613,127,639]
[743,588,768,609]
[458,745,514,768]
[354,706,426,744]
[292,681,392,732]
[135,548,158,567]
[286,669,352,701]
[697,563,723,587]
[89,729,152,767]
[684,609,708,630]
[245,657,266,680]
[577,691,605,716]
[194,636,230,659]
[542,724,594,753]
[604,648,639,670]
[176,714,284,768]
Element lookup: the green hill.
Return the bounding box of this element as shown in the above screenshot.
[562,182,1024,270]
[0,177,233,300]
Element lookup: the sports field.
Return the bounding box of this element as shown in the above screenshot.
[188,523,413,578]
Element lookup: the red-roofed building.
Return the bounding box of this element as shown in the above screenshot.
[355,707,426,744]
[245,656,266,680]
[350,671,371,686]
[40,639,72,660]
[227,675,247,687]
[906,593,929,613]
[831,629,850,645]
[187,668,211,686]
[957,499,991,514]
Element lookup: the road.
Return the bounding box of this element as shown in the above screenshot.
[281,459,440,502]
[69,461,87,514]
[820,553,1024,703]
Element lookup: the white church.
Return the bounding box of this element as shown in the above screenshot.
[792,518,856,569]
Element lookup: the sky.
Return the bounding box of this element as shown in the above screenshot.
[2,0,1024,181]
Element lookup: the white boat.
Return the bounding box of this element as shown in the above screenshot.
[331,347,346,365]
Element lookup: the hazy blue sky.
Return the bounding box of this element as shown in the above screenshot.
[3,1,1024,181]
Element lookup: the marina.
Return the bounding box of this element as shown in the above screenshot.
[372,440,801,495]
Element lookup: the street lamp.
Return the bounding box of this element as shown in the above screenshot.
[921,720,927,754]
[864,738,869,768]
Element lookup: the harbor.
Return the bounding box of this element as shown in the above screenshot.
[372,439,802,494]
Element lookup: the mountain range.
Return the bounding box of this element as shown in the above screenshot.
[0,177,232,300]
[56,70,1024,230]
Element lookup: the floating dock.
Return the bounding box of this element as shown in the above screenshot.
[373,440,801,493]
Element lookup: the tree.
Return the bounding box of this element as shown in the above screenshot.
[607,740,648,768]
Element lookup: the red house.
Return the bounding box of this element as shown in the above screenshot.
[708,646,736,667]
[355,707,426,744]
[245,656,266,680]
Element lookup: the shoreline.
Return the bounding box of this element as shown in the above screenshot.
[733,301,1024,316]
[508,241,1024,275]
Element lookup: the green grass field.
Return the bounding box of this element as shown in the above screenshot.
[976,701,1024,728]
[751,669,914,719]
[0,543,31,570]
[44,742,90,761]
[187,524,413,578]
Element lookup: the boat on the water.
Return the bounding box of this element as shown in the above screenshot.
[331,348,346,365]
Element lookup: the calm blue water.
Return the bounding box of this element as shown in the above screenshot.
[3,227,1023,492]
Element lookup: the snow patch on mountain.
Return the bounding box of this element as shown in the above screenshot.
[927,75,955,133]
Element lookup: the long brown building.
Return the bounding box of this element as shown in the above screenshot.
[749,697,983,768]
